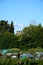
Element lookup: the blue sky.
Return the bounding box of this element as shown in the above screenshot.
[0,0,43,32]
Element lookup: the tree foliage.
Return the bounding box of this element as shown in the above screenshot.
[18,24,43,49]
[0,20,14,34]
[0,20,43,49]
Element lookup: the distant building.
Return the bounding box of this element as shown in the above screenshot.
[16,31,23,36]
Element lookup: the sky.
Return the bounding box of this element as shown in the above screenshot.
[0,0,43,32]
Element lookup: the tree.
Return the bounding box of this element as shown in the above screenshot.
[0,31,18,49]
[10,21,14,34]
[19,24,43,49]
[0,20,14,34]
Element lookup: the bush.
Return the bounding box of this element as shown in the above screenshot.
[0,58,43,65]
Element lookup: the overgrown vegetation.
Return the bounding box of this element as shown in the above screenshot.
[0,58,43,65]
[0,20,43,49]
